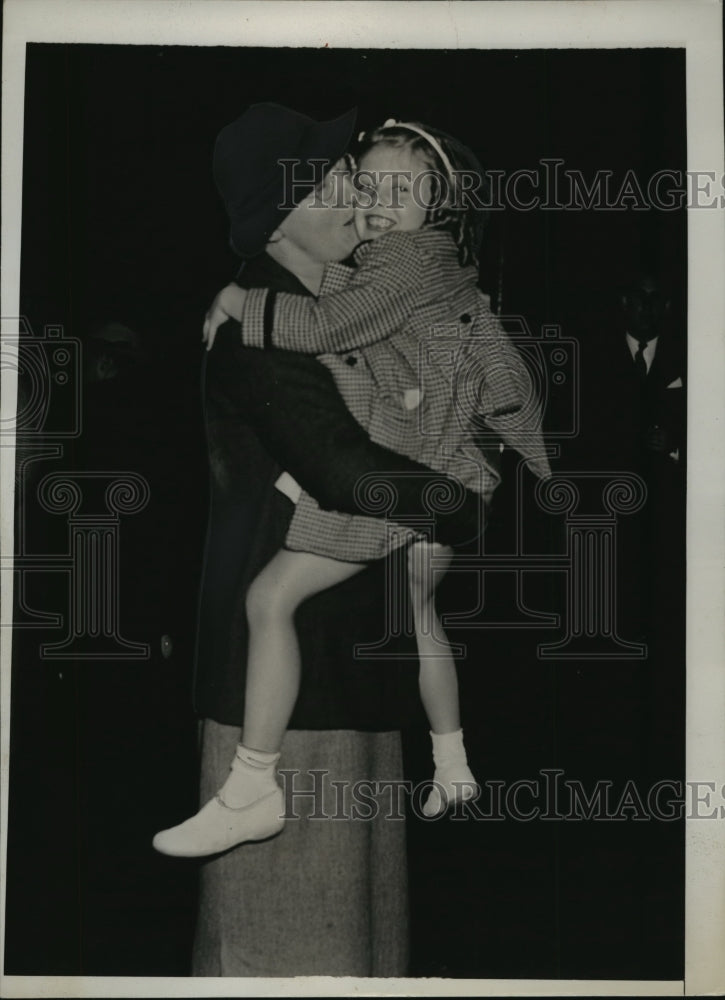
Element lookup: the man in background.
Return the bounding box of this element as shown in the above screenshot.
[573,270,686,644]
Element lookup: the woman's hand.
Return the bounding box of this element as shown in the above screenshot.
[202,283,248,351]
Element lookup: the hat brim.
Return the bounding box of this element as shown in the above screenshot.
[230,106,357,258]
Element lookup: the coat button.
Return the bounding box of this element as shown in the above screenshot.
[460,313,472,324]
[345,355,358,366]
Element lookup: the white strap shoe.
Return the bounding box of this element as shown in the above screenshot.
[152,786,285,857]
[422,768,479,818]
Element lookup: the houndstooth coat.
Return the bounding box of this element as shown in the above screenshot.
[239,229,551,561]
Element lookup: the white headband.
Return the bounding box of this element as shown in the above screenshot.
[358,118,456,182]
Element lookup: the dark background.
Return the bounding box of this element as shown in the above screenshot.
[6,44,686,979]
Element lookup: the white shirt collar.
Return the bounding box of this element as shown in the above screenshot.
[625,333,658,372]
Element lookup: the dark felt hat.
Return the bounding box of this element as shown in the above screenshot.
[213,102,357,258]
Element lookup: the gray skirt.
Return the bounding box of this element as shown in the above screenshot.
[192,720,409,977]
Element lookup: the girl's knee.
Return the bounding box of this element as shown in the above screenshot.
[245,570,294,627]
[408,541,452,601]
[246,550,363,628]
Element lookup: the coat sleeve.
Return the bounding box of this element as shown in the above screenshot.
[465,306,532,420]
[463,304,552,479]
[238,232,435,355]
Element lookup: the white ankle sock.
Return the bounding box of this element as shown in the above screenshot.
[423,728,478,817]
[217,743,281,809]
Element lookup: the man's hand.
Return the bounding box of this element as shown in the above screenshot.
[202,283,248,351]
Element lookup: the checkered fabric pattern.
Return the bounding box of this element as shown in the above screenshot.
[239,229,550,562]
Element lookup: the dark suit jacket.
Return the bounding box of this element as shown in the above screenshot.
[572,323,686,480]
[193,253,421,730]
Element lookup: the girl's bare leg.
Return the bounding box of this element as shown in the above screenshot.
[242,548,366,753]
[409,541,460,733]
[408,541,478,816]
[152,548,365,857]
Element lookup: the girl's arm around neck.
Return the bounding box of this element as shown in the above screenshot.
[238,231,443,355]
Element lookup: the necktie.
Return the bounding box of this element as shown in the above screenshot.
[633,340,648,378]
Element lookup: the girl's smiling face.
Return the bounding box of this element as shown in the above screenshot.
[353,143,435,241]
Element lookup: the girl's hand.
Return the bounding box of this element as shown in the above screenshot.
[202,283,248,351]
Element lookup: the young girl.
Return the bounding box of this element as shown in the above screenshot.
[153,121,549,857]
